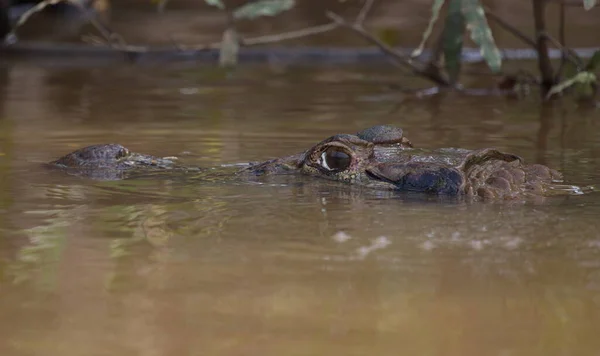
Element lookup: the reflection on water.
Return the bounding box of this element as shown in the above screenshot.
[1,63,600,356]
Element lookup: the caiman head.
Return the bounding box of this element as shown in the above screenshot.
[245,125,566,199]
[49,143,177,180]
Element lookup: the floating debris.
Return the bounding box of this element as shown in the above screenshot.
[356,236,391,259]
[419,240,436,251]
[332,231,352,243]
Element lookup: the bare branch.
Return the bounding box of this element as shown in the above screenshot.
[533,0,555,89]
[325,11,450,87]
[356,0,376,26]
[178,22,340,51]
[12,0,63,28]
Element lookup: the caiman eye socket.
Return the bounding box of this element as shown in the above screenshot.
[116,148,130,159]
[319,147,351,172]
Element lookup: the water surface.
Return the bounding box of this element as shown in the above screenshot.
[1,63,600,356]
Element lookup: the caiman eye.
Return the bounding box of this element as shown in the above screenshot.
[116,148,130,159]
[319,147,351,172]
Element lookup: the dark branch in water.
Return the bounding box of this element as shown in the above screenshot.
[557,1,567,79]
[325,11,450,87]
[423,29,446,84]
[532,0,555,91]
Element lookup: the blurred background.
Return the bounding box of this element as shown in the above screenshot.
[4,0,600,47]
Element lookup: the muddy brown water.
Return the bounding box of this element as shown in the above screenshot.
[1,63,600,356]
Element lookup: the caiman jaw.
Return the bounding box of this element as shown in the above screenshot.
[365,162,465,195]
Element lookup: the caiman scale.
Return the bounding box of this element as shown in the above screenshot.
[49,125,578,200]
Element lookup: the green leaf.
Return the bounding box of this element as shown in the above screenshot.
[233,0,295,20]
[585,50,600,72]
[442,0,465,84]
[583,0,597,10]
[219,28,239,67]
[462,0,502,72]
[204,0,225,9]
[412,0,446,58]
[546,71,597,99]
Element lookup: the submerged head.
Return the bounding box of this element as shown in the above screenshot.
[51,144,175,169]
[49,143,177,180]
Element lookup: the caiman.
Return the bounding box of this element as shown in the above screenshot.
[49,125,583,200]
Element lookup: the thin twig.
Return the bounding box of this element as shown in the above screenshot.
[13,0,63,28]
[326,11,450,86]
[74,2,122,46]
[484,5,582,70]
[81,34,108,46]
[483,6,536,48]
[178,23,340,51]
[243,22,339,46]
[241,0,367,47]
[355,0,376,26]
[541,32,584,68]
